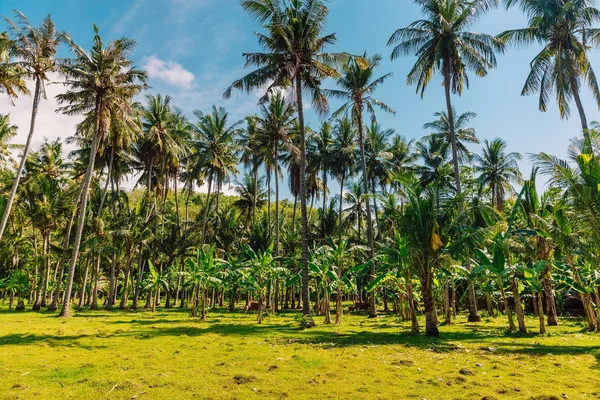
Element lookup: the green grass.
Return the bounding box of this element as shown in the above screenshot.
[0,306,599,399]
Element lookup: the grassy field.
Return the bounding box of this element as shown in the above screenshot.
[0,306,599,400]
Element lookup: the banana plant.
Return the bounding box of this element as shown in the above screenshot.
[183,245,223,320]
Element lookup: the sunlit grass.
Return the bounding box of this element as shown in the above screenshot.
[0,305,598,399]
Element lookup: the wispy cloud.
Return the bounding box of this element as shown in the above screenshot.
[143,55,196,89]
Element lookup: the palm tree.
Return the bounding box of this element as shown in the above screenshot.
[423,108,479,163]
[326,53,395,317]
[473,138,522,212]
[388,1,502,322]
[0,12,60,241]
[330,117,356,243]
[0,114,19,167]
[189,106,241,245]
[57,25,146,318]
[225,0,347,324]
[499,0,600,150]
[309,121,335,239]
[234,172,268,229]
[0,31,28,104]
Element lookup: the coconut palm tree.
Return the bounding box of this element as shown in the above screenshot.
[234,172,268,229]
[0,12,60,241]
[473,138,523,212]
[309,121,335,239]
[388,2,502,321]
[330,117,356,243]
[225,0,347,324]
[189,106,241,245]
[326,53,395,317]
[57,25,146,317]
[423,108,480,163]
[499,0,600,150]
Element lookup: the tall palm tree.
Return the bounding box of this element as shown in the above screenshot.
[309,121,335,239]
[189,106,241,245]
[225,0,347,324]
[0,12,60,241]
[365,122,393,240]
[473,138,523,212]
[57,25,146,317]
[326,53,395,317]
[234,172,268,229]
[388,1,503,321]
[499,0,600,150]
[330,117,356,243]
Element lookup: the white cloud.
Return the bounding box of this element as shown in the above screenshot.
[143,55,195,89]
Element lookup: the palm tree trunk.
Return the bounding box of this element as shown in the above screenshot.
[60,97,103,317]
[571,77,591,151]
[48,184,83,311]
[406,268,419,335]
[274,164,280,313]
[105,254,117,309]
[97,145,115,217]
[296,74,314,327]
[338,173,345,243]
[77,257,90,309]
[132,243,144,309]
[120,245,133,309]
[543,275,558,326]
[443,78,480,323]
[499,280,516,332]
[421,268,439,337]
[322,170,327,238]
[355,106,377,319]
[267,168,272,241]
[371,177,382,240]
[291,192,298,234]
[510,276,527,333]
[33,234,48,311]
[0,78,42,241]
[537,292,546,334]
[90,254,101,310]
[200,173,213,245]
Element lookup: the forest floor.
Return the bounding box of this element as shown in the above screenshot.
[0,305,599,399]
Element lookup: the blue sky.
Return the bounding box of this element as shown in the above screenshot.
[1,0,597,198]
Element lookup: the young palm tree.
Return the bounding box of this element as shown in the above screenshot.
[0,12,60,241]
[326,53,395,317]
[388,1,503,321]
[225,0,347,324]
[57,25,146,317]
[499,0,600,150]
[473,138,523,212]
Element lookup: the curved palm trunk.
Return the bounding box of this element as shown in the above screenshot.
[59,97,103,318]
[355,107,377,319]
[443,78,480,323]
[571,77,591,152]
[296,75,314,327]
[0,78,42,241]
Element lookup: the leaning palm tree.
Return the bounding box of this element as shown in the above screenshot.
[57,25,146,317]
[0,12,60,241]
[326,53,395,318]
[225,0,348,325]
[473,138,523,212]
[388,0,503,321]
[499,0,600,151]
